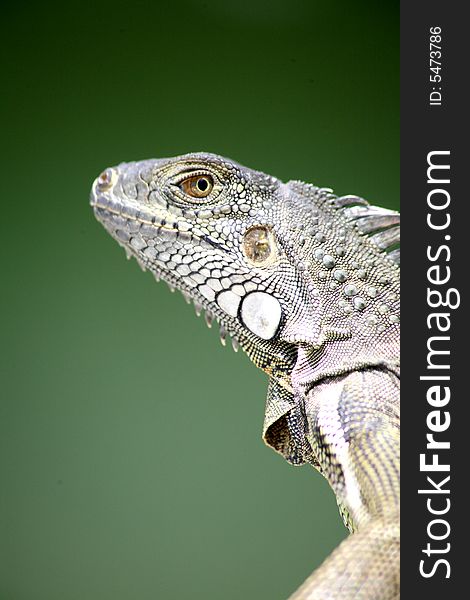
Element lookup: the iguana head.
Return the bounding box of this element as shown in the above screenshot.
[91,152,399,391]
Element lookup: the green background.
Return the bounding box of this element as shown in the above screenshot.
[0,1,398,599]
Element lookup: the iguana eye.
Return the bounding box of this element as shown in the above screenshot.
[243,225,278,266]
[180,174,213,198]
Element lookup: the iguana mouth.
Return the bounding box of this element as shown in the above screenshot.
[91,191,179,233]
[91,195,256,352]
[91,192,296,373]
[91,186,228,252]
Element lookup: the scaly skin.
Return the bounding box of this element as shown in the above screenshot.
[90,153,400,599]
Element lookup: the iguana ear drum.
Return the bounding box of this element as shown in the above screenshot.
[242,225,278,267]
[240,292,282,340]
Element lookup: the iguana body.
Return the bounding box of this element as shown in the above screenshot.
[91,153,400,599]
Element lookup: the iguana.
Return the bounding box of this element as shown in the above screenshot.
[90,153,400,599]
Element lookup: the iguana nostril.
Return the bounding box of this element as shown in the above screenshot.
[96,168,116,191]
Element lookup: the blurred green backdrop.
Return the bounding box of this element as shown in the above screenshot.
[0,1,398,599]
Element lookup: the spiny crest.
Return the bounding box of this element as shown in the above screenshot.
[288,181,400,266]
